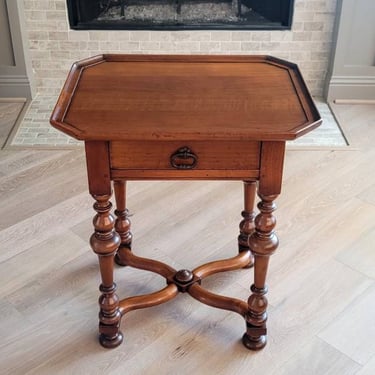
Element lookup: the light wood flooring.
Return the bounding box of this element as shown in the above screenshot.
[0,103,374,375]
[0,101,25,148]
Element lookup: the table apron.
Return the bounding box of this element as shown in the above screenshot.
[110,169,260,180]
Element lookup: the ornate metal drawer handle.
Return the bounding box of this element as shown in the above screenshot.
[170,147,198,169]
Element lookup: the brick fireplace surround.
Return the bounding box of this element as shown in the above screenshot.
[23,0,337,98]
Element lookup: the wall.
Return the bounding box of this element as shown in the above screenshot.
[0,0,15,66]
[326,0,375,101]
[22,0,338,97]
[0,0,33,98]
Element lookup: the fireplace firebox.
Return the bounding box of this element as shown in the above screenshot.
[67,0,295,30]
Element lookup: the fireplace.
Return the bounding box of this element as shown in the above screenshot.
[67,0,295,30]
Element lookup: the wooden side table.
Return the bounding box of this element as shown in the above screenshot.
[51,54,321,350]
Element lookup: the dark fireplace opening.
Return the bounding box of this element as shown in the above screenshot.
[67,0,295,30]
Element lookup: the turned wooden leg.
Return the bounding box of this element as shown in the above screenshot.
[242,194,278,350]
[90,193,123,348]
[113,180,132,266]
[238,181,256,268]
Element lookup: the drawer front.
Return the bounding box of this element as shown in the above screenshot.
[110,141,260,171]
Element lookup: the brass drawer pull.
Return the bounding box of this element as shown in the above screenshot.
[170,147,198,169]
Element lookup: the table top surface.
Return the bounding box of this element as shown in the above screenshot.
[50,54,321,142]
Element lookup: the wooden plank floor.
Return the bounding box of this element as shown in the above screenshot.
[0,103,374,374]
[0,101,25,148]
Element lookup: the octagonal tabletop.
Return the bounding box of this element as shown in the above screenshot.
[50,54,321,142]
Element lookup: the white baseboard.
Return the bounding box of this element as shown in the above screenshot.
[0,75,32,99]
[327,76,375,102]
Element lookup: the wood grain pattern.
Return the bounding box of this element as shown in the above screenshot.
[0,102,25,147]
[111,168,260,180]
[84,141,111,196]
[119,284,179,315]
[50,54,321,142]
[318,284,375,365]
[259,141,285,196]
[110,140,260,170]
[0,149,87,230]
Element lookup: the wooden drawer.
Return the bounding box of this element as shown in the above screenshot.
[110,141,260,180]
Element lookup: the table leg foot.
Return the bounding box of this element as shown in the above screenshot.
[98,283,123,349]
[99,328,124,349]
[242,332,267,351]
